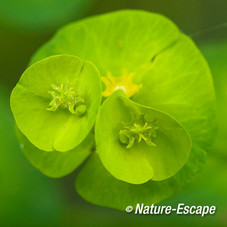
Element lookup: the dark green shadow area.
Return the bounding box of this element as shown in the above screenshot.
[0,87,65,226]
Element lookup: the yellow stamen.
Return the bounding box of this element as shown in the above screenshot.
[101,70,142,98]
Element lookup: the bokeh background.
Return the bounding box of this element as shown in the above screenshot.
[0,0,226,226]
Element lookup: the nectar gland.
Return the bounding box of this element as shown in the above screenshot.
[101,70,142,98]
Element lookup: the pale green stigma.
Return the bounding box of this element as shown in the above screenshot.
[119,115,158,149]
[47,84,86,116]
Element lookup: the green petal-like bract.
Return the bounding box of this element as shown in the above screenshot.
[132,34,216,150]
[16,127,93,178]
[96,90,191,184]
[75,148,206,211]
[10,55,102,152]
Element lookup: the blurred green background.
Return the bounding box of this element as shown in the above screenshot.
[0,0,226,226]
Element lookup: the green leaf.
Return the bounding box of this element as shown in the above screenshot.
[10,55,102,152]
[16,127,93,178]
[30,10,180,73]
[75,147,206,210]
[132,34,216,150]
[95,90,191,184]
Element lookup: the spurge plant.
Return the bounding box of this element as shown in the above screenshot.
[10,10,216,210]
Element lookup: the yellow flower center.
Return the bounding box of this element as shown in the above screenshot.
[101,71,142,98]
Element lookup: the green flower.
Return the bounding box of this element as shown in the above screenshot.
[11,55,102,152]
[95,90,191,184]
[11,10,216,210]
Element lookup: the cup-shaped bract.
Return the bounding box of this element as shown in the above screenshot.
[95,90,191,184]
[16,127,93,178]
[10,55,102,152]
